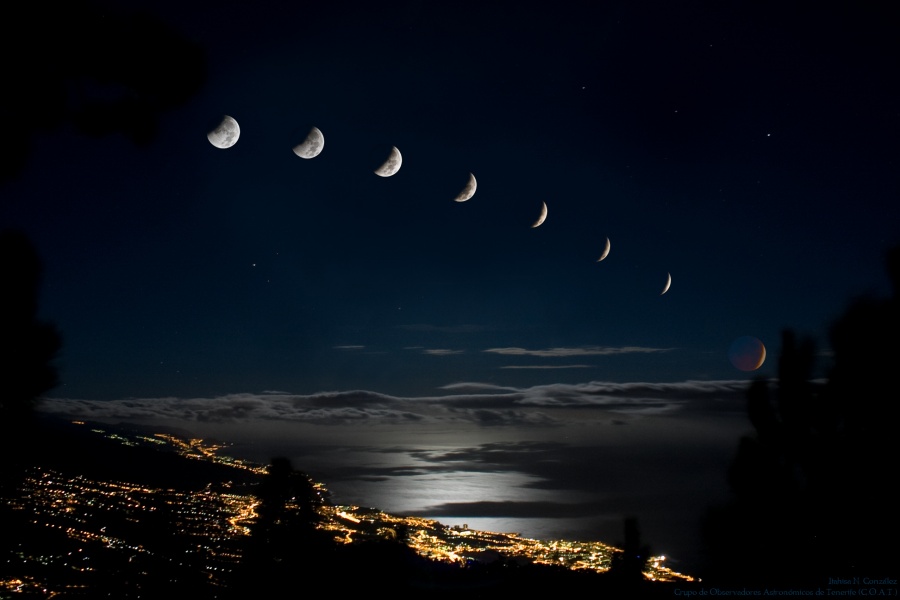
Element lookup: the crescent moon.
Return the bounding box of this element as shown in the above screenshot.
[531,202,548,228]
[292,126,324,159]
[597,237,611,262]
[454,173,477,202]
[374,146,402,177]
[661,272,672,295]
[207,115,240,149]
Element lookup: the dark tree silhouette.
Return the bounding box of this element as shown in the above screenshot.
[1,0,206,495]
[1,0,207,184]
[250,456,324,551]
[0,229,63,547]
[608,516,651,585]
[228,457,334,596]
[0,230,62,431]
[702,245,900,585]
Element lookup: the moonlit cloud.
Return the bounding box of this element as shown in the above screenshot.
[483,346,674,357]
[333,345,365,350]
[500,364,593,369]
[39,379,752,428]
[448,408,558,427]
[39,392,424,426]
[439,382,520,393]
[401,324,486,333]
[423,349,465,355]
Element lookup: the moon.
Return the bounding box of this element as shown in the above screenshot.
[374,146,402,177]
[292,126,324,159]
[207,115,240,149]
[661,272,672,295]
[532,202,548,228]
[729,336,766,371]
[454,173,477,202]
[597,237,611,262]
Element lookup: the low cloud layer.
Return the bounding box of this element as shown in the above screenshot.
[500,364,593,369]
[484,346,674,357]
[39,379,752,427]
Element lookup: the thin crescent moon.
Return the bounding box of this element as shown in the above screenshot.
[532,202,548,228]
[207,115,240,149]
[454,173,477,202]
[597,237,611,262]
[292,126,324,159]
[374,146,402,177]
[661,272,672,295]
[755,345,767,370]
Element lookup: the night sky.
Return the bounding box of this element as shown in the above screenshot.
[4,0,898,577]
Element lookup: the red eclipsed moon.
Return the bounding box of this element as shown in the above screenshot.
[728,336,766,371]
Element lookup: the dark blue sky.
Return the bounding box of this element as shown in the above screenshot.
[5,0,897,400]
[4,0,899,575]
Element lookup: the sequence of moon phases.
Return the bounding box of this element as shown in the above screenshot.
[597,237,611,262]
[207,115,240,149]
[292,126,324,159]
[454,173,477,202]
[205,119,667,296]
[374,146,402,177]
[532,201,548,228]
[728,336,766,371]
[661,272,672,295]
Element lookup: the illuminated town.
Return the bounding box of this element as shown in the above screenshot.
[0,422,696,596]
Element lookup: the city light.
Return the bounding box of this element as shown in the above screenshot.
[0,423,696,596]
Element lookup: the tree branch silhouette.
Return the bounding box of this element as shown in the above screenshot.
[0,229,62,427]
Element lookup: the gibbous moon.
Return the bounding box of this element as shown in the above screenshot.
[292,126,324,159]
[454,173,477,202]
[532,202,548,228]
[661,272,672,295]
[597,237,611,262]
[207,115,240,149]
[729,336,766,371]
[374,146,402,177]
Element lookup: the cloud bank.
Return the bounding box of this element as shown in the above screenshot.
[483,346,674,357]
[39,379,753,427]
